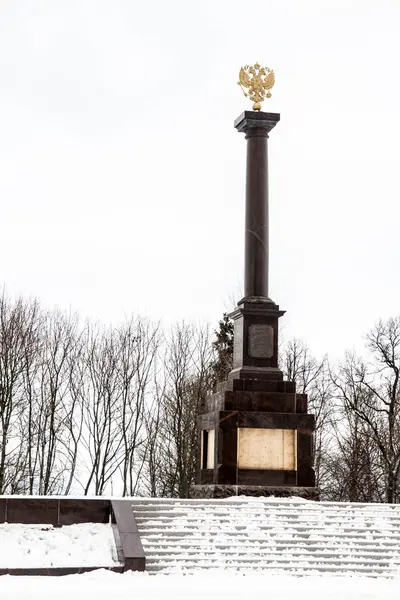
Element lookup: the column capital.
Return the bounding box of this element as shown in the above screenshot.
[234,111,280,138]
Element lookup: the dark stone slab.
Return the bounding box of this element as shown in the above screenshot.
[204,391,224,412]
[221,425,238,469]
[297,467,316,488]
[238,411,315,430]
[59,499,110,525]
[233,314,244,367]
[198,411,220,430]
[200,469,213,484]
[229,367,284,381]
[216,380,231,392]
[111,500,138,533]
[283,381,296,394]
[0,566,123,576]
[212,465,237,485]
[0,498,6,523]
[234,110,280,133]
[117,533,145,571]
[201,409,313,431]
[111,499,145,572]
[296,393,308,413]
[297,431,316,487]
[232,379,296,393]
[238,469,296,486]
[216,429,224,464]
[297,431,313,461]
[6,498,59,525]
[191,484,320,501]
[224,391,296,413]
[205,389,302,414]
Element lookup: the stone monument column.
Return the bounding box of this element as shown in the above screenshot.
[230,111,284,382]
[239,111,279,300]
[192,64,318,500]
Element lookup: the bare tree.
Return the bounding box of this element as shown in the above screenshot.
[281,338,334,491]
[78,316,160,496]
[331,317,400,503]
[147,323,213,498]
[117,317,161,496]
[79,323,122,495]
[0,294,41,494]
[18,310,84,495]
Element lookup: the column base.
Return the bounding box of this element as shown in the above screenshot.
[191,484,320,501]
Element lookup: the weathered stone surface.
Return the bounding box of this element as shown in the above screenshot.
[233,316,243,368]
[237,411,315,430]
[59,499,110,525]
[248,324,274,358]
[232,379,296,393]
[296,393,308,413]
[237,469,297,486]
[297,430,316,487]
[224,390,296,412]
[204,391,225,413]
[199,469,214,484]
[0,498,5,523]
[111,499,145,572]
[6,498,59,525]
[191,484,319,501]
[237,428,296,470]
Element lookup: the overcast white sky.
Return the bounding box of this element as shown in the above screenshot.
[0,0,399,360]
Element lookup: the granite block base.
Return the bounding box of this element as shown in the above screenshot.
[191,484,320,501]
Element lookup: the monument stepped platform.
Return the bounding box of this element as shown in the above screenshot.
[131,497,400,577]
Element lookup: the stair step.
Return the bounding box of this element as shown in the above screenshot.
[141,540,400,552]
[145,554,400,566]
[143,547,400,559]
[134,516,400,527]
[137,526,400,537]
[133,508,399,516]
[140,535,400,546]
[133,510,400,521]
[129,498,400,577]
[131,502,400,513]
[131,504,400,515]
[130,499,400,507]
[144,561,397,574]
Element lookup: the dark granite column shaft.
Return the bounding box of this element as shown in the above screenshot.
[234,111,280,300]
[245,130,269,298]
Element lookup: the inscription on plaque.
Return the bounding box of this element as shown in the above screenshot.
[248,324,273,358]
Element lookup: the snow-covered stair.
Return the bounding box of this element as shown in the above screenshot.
[131,497,400,577]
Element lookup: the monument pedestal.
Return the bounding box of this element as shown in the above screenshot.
[194,365,317,497]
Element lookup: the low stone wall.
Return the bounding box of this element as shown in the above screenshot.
[0,496,145,575]
[0,497,110,525]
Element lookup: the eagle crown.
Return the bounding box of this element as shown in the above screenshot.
[237,63,275,111]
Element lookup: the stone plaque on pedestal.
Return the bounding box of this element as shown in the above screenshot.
[248,324,274,358]
[237,428,296,470]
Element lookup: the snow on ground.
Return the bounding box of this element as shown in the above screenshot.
[0,523,120,568]
[0,570,400,600]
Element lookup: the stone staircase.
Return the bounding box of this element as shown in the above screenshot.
[131,497,400,577]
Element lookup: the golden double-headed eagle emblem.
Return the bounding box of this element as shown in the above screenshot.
[238,63,275,111]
